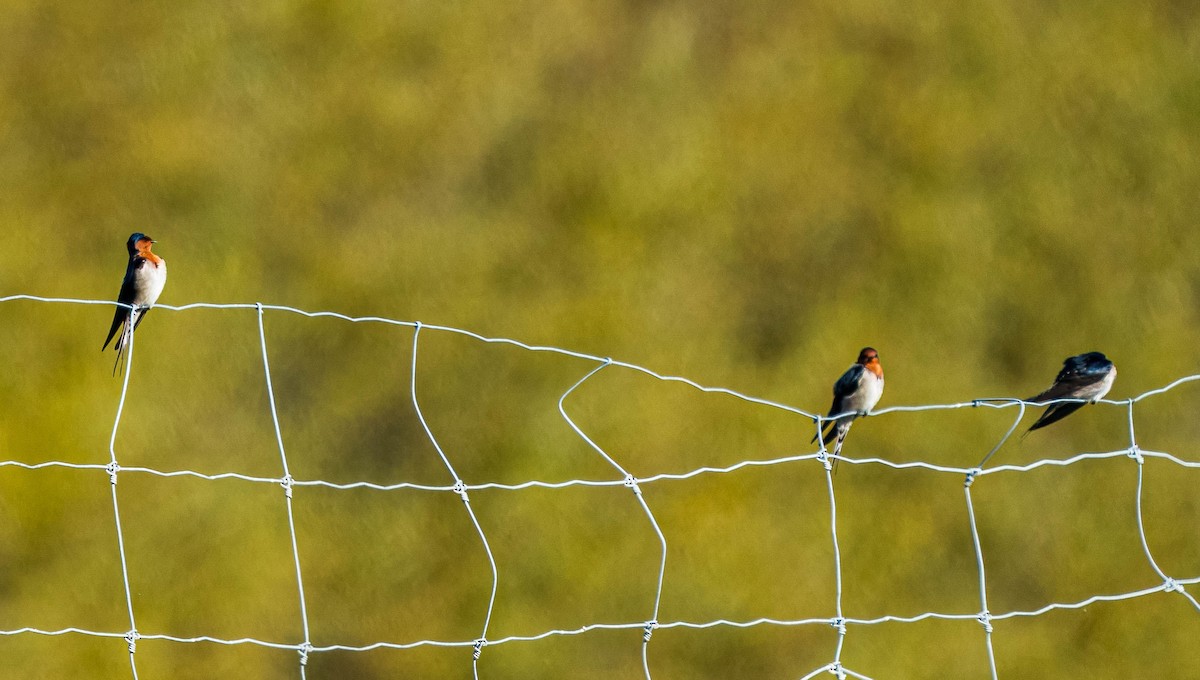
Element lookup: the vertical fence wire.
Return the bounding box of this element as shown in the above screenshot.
[104,314,142,679]
[557,359,669,679]
[255,303,315,675]
[410,322,500,678]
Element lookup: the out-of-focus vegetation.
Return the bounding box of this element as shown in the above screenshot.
[2,0,1200,678]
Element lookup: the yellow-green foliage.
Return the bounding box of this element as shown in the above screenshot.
[2,1,1200,678]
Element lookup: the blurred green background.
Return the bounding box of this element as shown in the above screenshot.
[2,0,1200,678]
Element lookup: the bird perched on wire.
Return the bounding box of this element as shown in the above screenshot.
[102,232,167,373]
[1025,352,1116,433]
[812,347,885,463]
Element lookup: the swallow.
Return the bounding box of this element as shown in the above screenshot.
[1025,352,1116,433]
[102,233,167,373]
[812,347,885,460]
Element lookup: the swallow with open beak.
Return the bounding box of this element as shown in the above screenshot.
[102,232,167,372]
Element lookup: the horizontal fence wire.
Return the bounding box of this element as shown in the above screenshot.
[1,295,1199,680]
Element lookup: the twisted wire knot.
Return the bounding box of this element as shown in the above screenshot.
[280,474,294,499]
[976,611,993,634]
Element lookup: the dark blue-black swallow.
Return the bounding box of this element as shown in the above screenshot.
[1026,352,1116,432]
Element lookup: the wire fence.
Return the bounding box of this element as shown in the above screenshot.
[1,294,1198,679]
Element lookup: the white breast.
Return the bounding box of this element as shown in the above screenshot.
[134,258,167,307]
[848,372,885,414]
[1082,367,1116,401]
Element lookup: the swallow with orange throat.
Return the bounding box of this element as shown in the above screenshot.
[812,347,885,464]
[102,232,167,373]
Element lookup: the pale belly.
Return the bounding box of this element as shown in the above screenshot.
[133,259,167,307]
[1080,368,1116,401]
[846,374,884,414]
